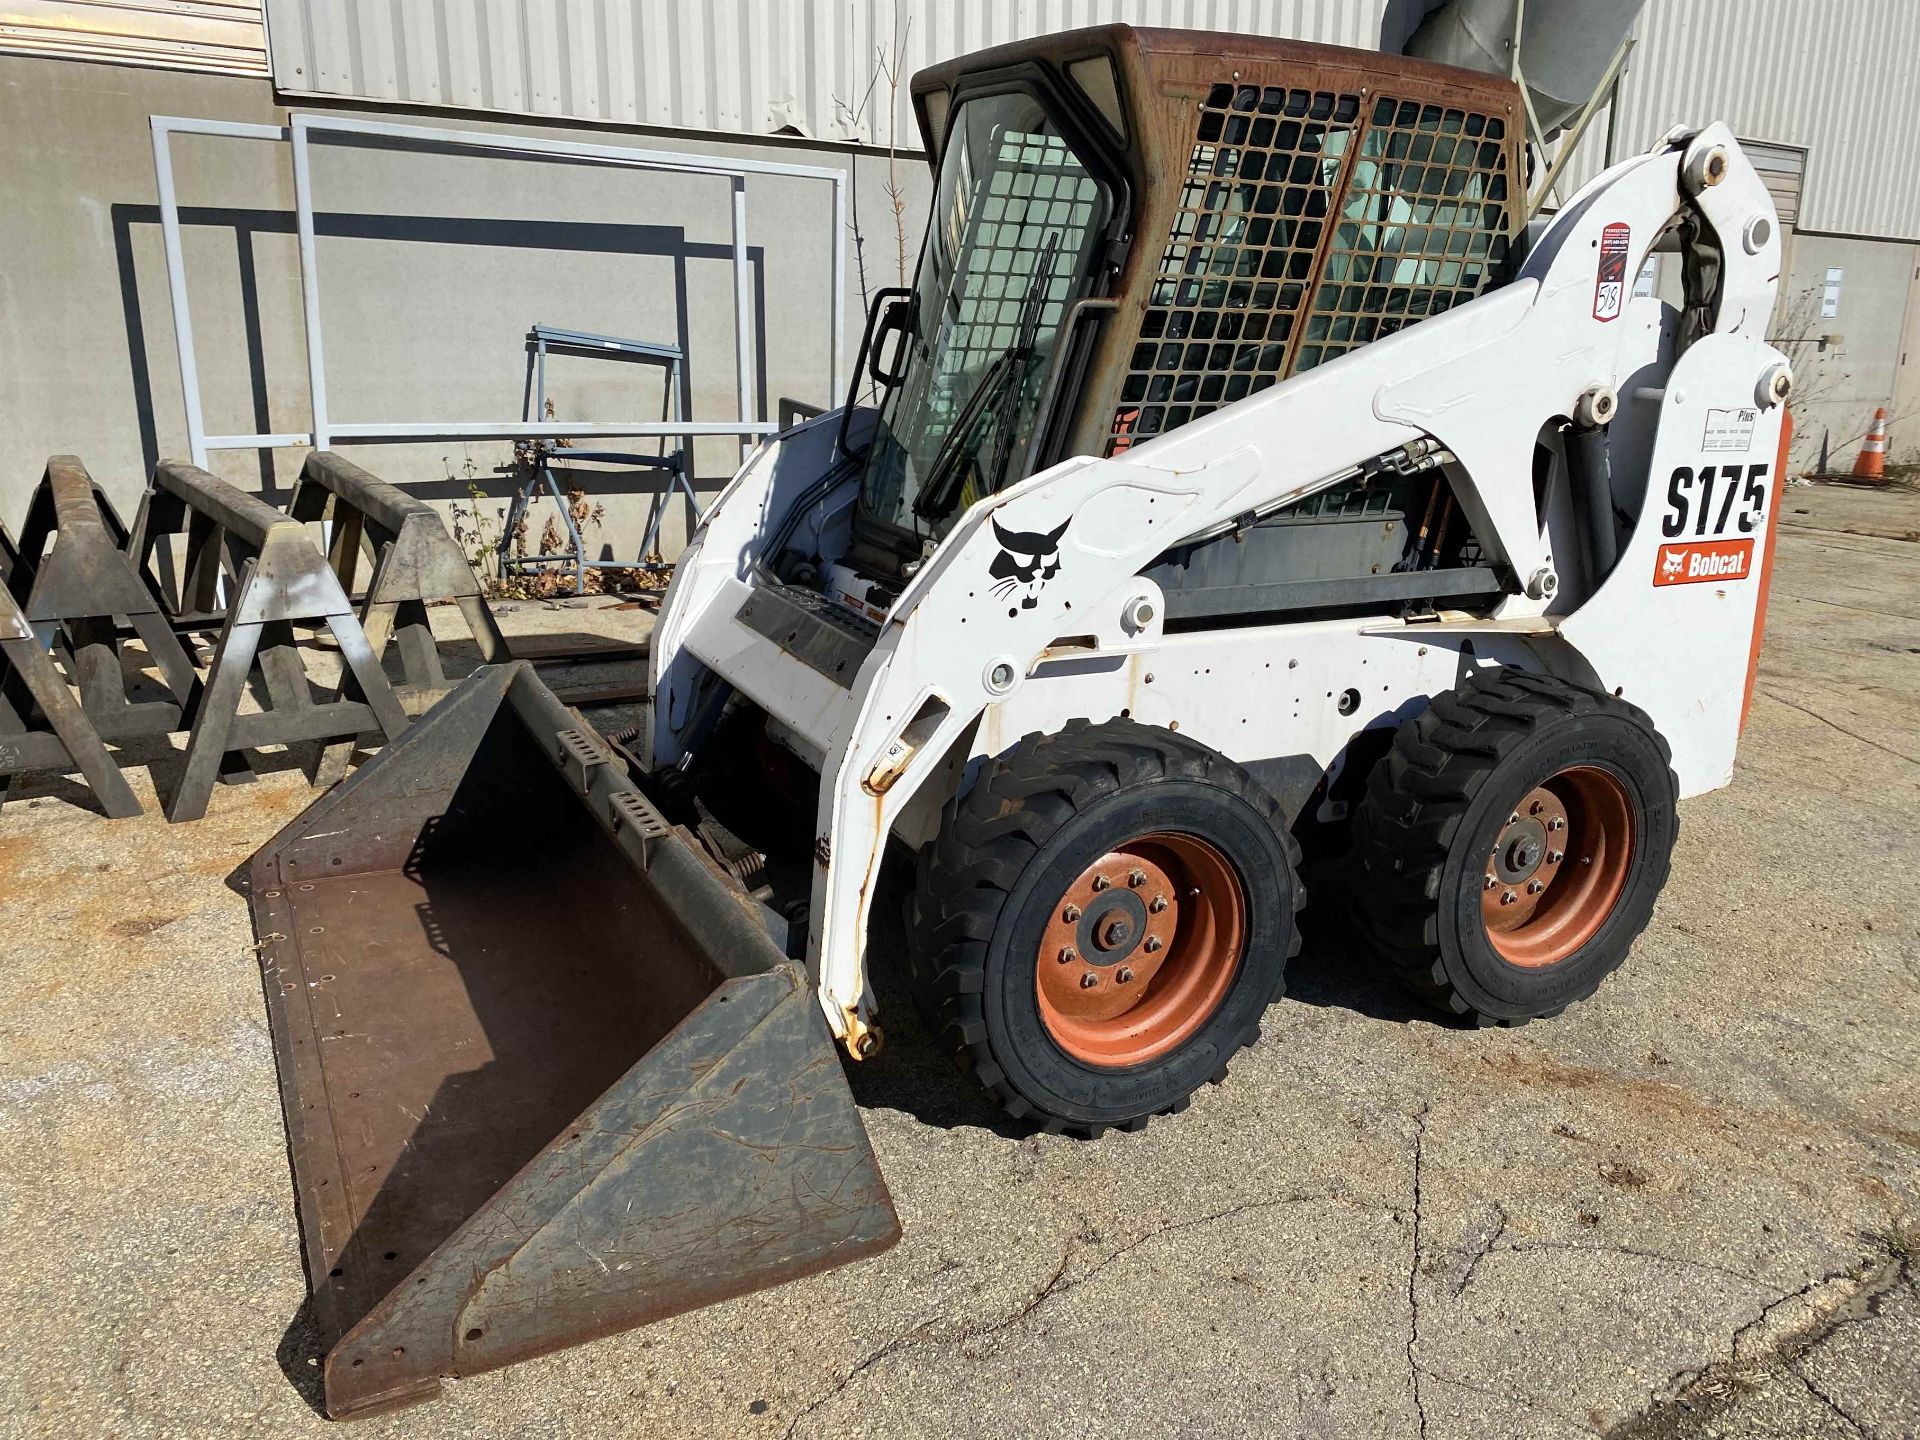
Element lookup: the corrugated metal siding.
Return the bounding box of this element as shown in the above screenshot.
[1552,0,1920,240]
[1741,138,1804,230]
[0,0,267,75]
[263,0,1397,142]
[261,0,1920,241]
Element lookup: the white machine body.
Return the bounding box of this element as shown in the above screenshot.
[649,124,1790,1056]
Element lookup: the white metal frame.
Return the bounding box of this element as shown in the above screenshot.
[149,113,849,467]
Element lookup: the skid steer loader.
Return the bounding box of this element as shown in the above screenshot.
[250,25,1792,1417]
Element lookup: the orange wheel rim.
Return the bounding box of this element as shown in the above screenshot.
[1035,833,1245,1068]
[1482,767,1635,969]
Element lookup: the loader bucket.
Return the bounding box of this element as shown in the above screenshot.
[247,662,899,1420]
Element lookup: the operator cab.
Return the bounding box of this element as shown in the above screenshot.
[839,25,1524,620]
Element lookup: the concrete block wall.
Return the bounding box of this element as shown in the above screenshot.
[1775,232,1920,475]
[0,55,933,559]
[1633,227,1917,478]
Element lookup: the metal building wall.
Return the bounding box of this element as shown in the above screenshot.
[263,0,1920,243]
[1554,0,1920,241]
[262,0,1402,146]
[0,0,267,75]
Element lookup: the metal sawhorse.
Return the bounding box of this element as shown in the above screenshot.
[501,325,702,594]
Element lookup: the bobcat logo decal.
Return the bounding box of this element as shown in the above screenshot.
[989,515,1069,609]
[1659,549,1687,580]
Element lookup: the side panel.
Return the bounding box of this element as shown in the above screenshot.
[680,576,859,759]
[649,410,865,768]
[1559,333,1788,795]
[971,617,1560,803]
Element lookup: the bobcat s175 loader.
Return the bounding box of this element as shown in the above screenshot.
[248,26,1792,1417]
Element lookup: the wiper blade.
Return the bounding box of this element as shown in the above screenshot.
[912,232,1062,524]
[979,231,1061,502]
[911,351,1018,523]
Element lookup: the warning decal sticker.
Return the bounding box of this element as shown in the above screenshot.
[1594,222,1630,322]
[1702,407,1758,452]
[1654,538,1755,586]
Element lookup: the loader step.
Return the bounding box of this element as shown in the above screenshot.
[735,579,880,690]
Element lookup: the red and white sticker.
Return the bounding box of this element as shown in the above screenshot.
[1654,538,1754,586]
[1594,222,1630,321]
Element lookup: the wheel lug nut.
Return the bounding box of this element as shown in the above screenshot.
[1527,879,1545,894]
[1091,874,1111,892]
[1483,875,1497,890]
[1128,869,1147,888]
[1079,972,1099,989]
[1549,817,1564,831]
[1149,895,1168,913]
[1509,812,1520,825]
[1117,966,1134,984]
[1058,946,1077,964]
[1143,936,1163,953]
[1547,850,1563,864]
[1500,889,1517,905]
[1062,904,1081,923]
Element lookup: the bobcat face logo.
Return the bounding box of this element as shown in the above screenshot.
[988,515,1069,609]
[1660,550,1686,579]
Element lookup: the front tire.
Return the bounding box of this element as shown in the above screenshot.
[1350,670,1678,1024]
[909,719,1302,1135]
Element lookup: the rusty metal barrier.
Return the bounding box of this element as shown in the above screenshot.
[289,452,512,784]
[250,663,899,1418]
[5,457,200,748]
[128,461,409,822]
[288,451,510,713]
[1,581,142,817]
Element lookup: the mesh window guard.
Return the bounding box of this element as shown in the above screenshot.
[1107,86,1515,454]
[1108,83,1360,454]
[861,108,1107,535]
[1296,99,1512,373]
[934,128,1101,434]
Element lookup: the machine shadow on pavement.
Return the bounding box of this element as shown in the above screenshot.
[1284,855,1447,1026]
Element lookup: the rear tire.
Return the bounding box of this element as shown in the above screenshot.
[1350,671,1678,1024]
[909,719,1302,1135]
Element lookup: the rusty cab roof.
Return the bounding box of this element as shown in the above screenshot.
[909,23,1521,151]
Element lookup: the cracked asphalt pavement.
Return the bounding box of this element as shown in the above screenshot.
[2,482,1917,1438]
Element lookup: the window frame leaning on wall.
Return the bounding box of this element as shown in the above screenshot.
[149,112,850,469]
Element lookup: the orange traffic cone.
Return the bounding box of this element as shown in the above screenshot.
[1852,407,1888,479]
